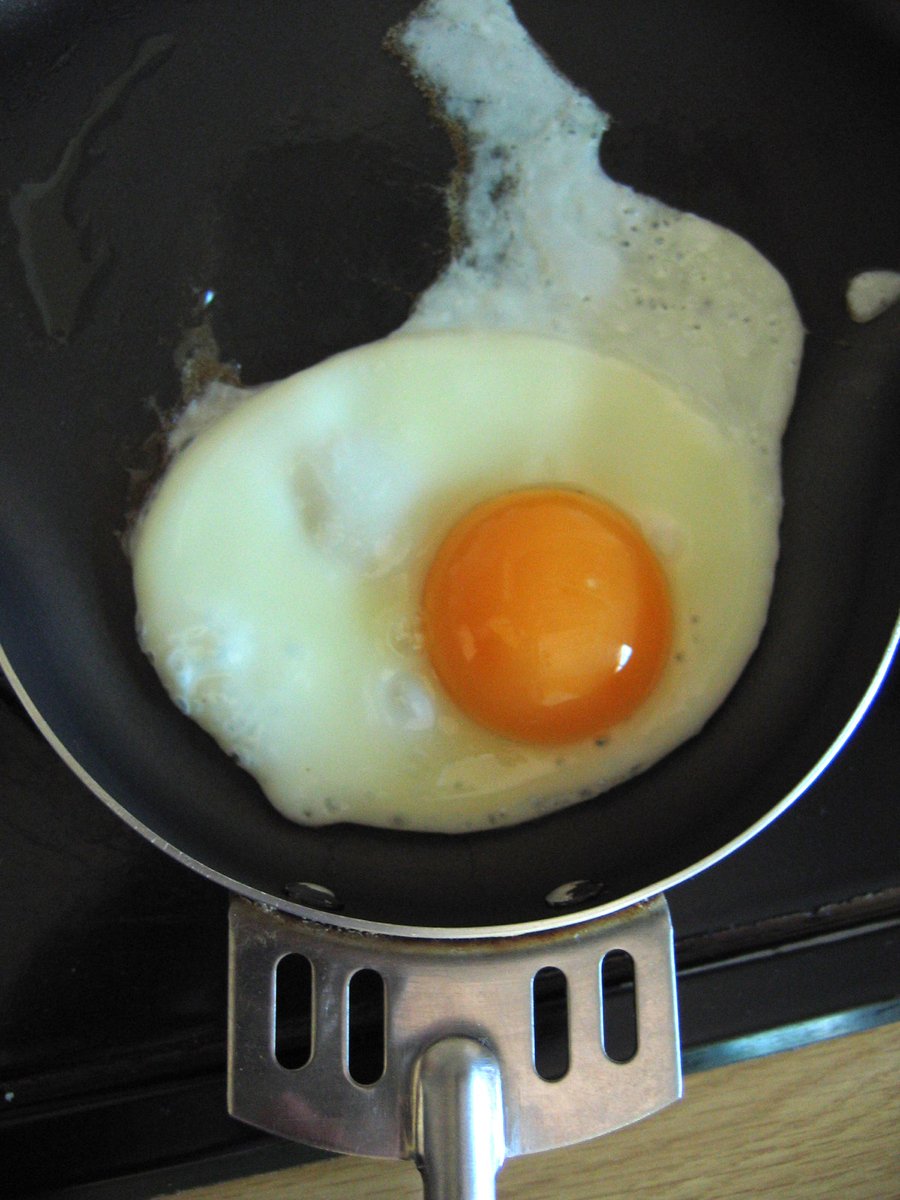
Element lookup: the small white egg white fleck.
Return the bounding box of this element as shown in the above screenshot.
[846,270,900,323]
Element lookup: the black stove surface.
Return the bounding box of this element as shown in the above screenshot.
[0,656,898,1198]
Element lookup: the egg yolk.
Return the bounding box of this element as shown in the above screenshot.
[421,488,672,744]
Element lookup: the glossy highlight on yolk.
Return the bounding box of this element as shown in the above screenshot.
[421,488,672,744]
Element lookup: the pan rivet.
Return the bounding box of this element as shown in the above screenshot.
[283,881,342,911]
[545,879,606,908]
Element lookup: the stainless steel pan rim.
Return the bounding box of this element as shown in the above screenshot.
[3,611,896,940]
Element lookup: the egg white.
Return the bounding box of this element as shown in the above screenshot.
[132,0,804,832]
[392,0,801,447]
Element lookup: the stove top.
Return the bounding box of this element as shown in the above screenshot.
[0,657,897,1198]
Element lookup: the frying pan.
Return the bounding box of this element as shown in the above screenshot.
[1,0,898,1195]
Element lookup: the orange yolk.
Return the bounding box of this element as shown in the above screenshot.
[421,488,672,745]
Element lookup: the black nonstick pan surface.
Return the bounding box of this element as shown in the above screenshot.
[0,0,898,933]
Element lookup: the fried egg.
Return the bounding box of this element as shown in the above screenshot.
[131,0,803,833]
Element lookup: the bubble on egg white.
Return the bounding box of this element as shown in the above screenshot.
[389,616,425,656]
[375,669,437,732]
[293,435,423,575]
